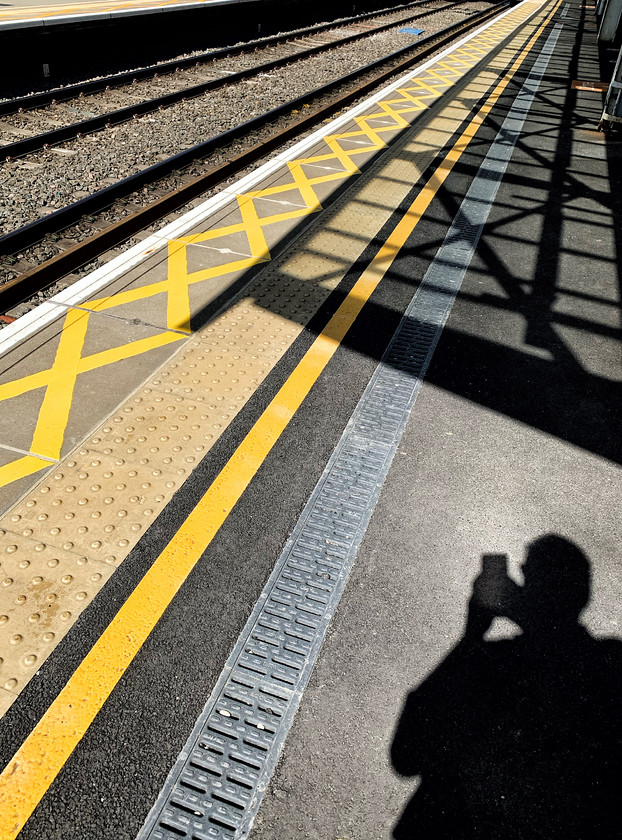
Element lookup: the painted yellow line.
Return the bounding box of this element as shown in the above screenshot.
[0,2,560,835]
[30,308,89,461]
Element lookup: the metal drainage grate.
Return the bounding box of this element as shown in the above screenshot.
[138,23,562,840]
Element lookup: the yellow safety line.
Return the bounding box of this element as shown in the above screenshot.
[0,2,560,835]
[29,308,90,461]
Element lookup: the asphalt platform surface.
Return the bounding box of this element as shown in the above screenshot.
[249,9,622,840]
[1,3,620,839]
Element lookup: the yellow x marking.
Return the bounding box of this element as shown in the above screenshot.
[0,1,537,497]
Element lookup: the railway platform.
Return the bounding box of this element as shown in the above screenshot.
[0,0,259,30]
[0,0,620,837]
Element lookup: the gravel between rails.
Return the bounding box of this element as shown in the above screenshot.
[0,2,490,241]
[0,3,455,138]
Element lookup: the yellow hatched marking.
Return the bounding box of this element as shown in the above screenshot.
[83,241,192,333]
[351,115,390,150]
[235,194,274,259]
[0,0,548,496]
[30,309,90,460]
[0,455,52,489]
[368,101,418,128]
[407,79,450,96]
[74,331,183,374]
[325,127,376,142]
[401,79,451,97]
[321,137,364,174]
[450,50,480,67]
[435,59,468,73]
[157,243,192,334]
[0,327,183,491]
[286,160,326,212]
[424,68,463,86]
[388,92,438,113]
[181,219,249,243]
[0,332,184,405]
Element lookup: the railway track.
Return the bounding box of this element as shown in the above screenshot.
[0,1,509,317]
[0,0,466,161]
[0,0,467,108]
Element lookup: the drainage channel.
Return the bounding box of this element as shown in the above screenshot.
[136,20,562,840]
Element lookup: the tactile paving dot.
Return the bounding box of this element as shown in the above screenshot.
[148,341,277,404]
[252,279,332,323]
[89,390,240,474]
[0,533,113,699]
[6,449,181,568]
[194,298,300,356]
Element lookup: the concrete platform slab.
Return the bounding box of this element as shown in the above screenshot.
[0,305,183,466]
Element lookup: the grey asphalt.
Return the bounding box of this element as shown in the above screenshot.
[2,2,620,839]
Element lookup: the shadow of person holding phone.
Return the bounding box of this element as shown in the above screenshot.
[390,535,622,840]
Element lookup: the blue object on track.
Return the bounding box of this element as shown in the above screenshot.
[399,27,424,34]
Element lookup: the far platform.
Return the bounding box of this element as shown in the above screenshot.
[0,0,257,31]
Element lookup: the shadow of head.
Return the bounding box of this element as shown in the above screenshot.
[520,534,590,630]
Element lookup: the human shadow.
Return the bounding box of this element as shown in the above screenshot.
[391,535,622,840]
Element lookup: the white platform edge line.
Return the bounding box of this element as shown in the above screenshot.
[0,0,544,356]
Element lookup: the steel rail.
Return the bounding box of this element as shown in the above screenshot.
[0,4,509,312]
[0,0,471,162]
[0,0,444,118]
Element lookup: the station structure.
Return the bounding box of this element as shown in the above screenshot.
[0,0,620,837]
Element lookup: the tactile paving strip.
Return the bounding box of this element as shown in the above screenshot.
[0,0,551,713]
[0,99,455,709]
[0,532,114,713]
[137,26,561,837]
